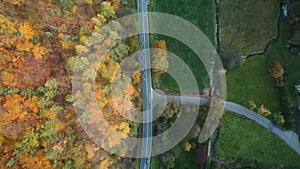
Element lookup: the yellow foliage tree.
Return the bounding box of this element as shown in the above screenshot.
[83,0,93,5]
[18,23,35,40]
[0,135,4,146]
[14,22,46,59]
[132,72,141,84]
[184,142,192,152]
[0,15,16,34]
[151,40,169,74]
[32,44,46,59]
[119,122,130,137]
[0,17,46,59]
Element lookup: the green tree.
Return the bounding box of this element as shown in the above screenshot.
[109,42,128,62]
[271,112,285,126]
[59,0,74,10]
[100,2,115,19]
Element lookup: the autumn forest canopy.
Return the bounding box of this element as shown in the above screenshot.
[0,0,156,168]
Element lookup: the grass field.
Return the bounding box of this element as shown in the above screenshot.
[215,112,300,168]
[219,0,279,57]
[226,55,281,113]
[227,18,300,111]
[150,0,215,92]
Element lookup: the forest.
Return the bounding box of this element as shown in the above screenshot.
[0,0,154,168]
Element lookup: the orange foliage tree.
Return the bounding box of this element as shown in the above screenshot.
[3,0,26,5]
[18,151,53,169]
[268,60,285,87]
[2,94,40,121]
[0,15,46,59]
[268,60,284,79]
[0,56,51,88]
[0,94,40,140]
[112,0,121,10]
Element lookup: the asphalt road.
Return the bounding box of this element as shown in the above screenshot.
[137,0,153,168]
[141,87,300,167]
[225,102,300,156]
[164,95,300,156]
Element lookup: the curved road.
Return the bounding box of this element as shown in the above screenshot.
[224,101,300,155]
[161,93,300,156]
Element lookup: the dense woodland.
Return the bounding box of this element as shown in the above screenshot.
[0,0,143,168]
